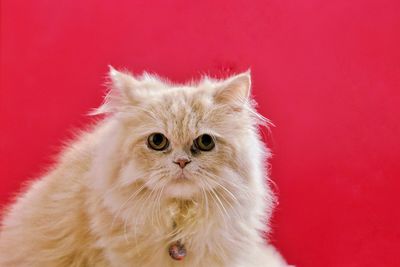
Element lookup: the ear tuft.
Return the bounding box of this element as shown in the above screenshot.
[214,71,252,105]
[107,66,139,97]
[108,65,119,80]
[89,66,140,116]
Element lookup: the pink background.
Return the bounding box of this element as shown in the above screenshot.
[1,1,400,266]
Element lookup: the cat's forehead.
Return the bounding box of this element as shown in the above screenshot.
[146,88,214,143]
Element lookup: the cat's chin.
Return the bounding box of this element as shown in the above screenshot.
[163,180,199,199]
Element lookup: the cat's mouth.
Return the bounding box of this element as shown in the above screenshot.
[171,170,190,182]
[177,171,187,180]
[173,171,190,182]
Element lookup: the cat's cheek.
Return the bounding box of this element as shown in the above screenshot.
[118,162,143,186]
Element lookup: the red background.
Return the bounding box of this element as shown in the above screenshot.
[1,1,400,266]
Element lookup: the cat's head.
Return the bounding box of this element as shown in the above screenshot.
[93,67,270,202]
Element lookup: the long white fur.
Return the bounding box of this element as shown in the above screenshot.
[0,67,289,267]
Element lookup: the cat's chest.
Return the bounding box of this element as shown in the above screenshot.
[125,200,227,265]
[138,200,202,245]
[103,199,243,267]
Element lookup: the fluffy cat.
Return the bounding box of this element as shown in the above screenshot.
[0,67,289,267]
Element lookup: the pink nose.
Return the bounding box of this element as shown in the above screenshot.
[173,158,191,169]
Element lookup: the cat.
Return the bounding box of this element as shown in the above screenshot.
[0,66,289,267]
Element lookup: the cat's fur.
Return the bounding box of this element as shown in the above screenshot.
[0,67,289,267]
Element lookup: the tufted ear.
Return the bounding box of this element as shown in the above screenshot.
[108,65,142,102]
[213,71,251,106]
[90,66,142,115]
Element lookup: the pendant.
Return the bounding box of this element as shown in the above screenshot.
[169,241,186,261]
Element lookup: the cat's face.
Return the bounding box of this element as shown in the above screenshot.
[99,67,266,200]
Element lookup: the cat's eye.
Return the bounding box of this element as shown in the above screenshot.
[148,133,169,151]
[194,134,215,151]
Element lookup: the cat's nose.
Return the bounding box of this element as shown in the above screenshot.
[173,158,191,169]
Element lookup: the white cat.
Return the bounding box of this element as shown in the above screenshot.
[0,67,289,267]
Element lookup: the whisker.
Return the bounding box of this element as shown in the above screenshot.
[109,170,164,230]
[155,180,167,227]
[199,181,210,220]
[205,178,238,202]
[201,180,229,229]
[110,181,148,229]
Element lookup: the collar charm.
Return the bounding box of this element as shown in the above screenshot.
[169,240,186,261]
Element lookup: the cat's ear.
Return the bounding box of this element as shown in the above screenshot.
[213,71,251,106]
[108,65,141,102]
[90,66,142,115]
